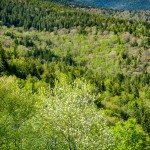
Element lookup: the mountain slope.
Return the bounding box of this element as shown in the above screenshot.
[47,0,150,22]
[73,0,150,10]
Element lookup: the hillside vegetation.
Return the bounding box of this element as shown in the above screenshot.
[0,0,150,36]
[0,0,150,149]
[47,0,150,22]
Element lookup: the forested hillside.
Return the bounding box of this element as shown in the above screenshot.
[47,0,150,22]
[0,0,150,149]
[1,0,150,36]
[79,8,150,22]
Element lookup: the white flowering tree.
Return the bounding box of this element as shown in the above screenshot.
[23,78,115,150]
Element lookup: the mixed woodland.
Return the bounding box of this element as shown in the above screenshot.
[0,0,150,149]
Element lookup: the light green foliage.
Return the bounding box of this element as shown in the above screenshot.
[0,76,115,149]
[0,25,150,134]
[0,76,36,150]
[27,79,115,150]
[113,119,150,150]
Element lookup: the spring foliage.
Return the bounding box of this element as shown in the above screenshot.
[0,0,150,149]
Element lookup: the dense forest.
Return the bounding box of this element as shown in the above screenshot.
[1,0,150,36]
[0,0,150,149]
